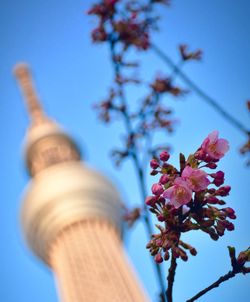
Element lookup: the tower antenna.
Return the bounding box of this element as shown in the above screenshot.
[14,63,47,123]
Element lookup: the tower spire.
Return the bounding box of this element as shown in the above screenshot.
[14,63,47,124]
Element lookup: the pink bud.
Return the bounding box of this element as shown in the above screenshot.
[155,239,162,247]
[151,183,164,196]
[150,159,159,169]
[205,162,217,169]
[157,214,165,222]
[154,253,163,263]
[216,186,231,196]
[206,196,219,204]
[159,174,169,184]
[145,196,157,206]
[159,151,170,162]
[216,171,225,178]
[226,222,235,231]
[223,207,236,219]
[213,178,224,186]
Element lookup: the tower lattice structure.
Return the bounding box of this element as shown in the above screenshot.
[14,64,149,302]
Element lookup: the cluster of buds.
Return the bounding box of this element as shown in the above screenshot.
[88,0,169,50]
[146,131,236,263]
[113,19,150,50]
[150,76,185,96]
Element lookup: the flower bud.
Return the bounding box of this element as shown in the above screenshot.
[150,169,159,176]
[211,171,225,186]
[164,251,170,261]
[226,222,234,231]
[213,178,224,187]
[209,229,219,241]
[223,207,236,219]
[159,174,169,184]
[216,186,231,196]
[159,151,170,162]
[154,253,163,263]
[205,162,217,169]
[190,247,197,256]
[206,196,219,204]
[151,183,164,196]
[150,159,160,169]
[217,199,226,205]
[145,196,157,206]
[155,239,162,247]
[157,214,165,222]
[178,248,188,261]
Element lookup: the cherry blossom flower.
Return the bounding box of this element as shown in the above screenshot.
[182,165,210,192]
[163,177,192,208]
[201,130,229,160]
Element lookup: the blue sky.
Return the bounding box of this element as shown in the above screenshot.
[1,0,250,301]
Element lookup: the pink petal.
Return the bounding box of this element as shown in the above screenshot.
[217,138,229,154]
[182,166,192,178]
[174,177,188,187]
[208,130,219,143]
[162,186,174,199]
[170,198,182,209]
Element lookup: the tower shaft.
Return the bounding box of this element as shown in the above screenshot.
[50,220,148,302]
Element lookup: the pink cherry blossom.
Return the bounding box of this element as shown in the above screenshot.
[201,130,229,160]
[182,166,210,192]
[163,178,192,208]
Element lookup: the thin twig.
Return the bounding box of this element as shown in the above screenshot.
[186,270,238,302]
[151,43,250,136]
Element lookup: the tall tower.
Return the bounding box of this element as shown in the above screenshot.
[14,64,149,302]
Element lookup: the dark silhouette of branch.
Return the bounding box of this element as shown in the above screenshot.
[186,270,238,302]
[109,41,167,301]
[186,246,250,302]
[151,43,250,136]
[166,253,177,302]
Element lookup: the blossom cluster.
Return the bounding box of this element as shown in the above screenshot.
[88,0,168,50]
[146,131,235,263]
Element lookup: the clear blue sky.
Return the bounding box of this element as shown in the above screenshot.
[1,0,249,301]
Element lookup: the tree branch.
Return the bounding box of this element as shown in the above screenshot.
[109,42,167,301]
[186,270,238,302]
[166,252,177,302]
[151,43,250,136]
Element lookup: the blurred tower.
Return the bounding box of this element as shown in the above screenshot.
[14,64,149,302]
